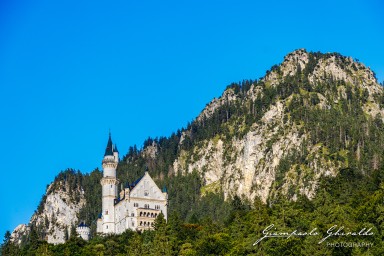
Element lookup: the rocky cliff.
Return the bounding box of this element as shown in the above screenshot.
[12,170,85,245]
[173,49,384,203]
[11,49,384,245]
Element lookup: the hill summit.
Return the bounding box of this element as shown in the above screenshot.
[9,49,384,248]
[172,48,383,203]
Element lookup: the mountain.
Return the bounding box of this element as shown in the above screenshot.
[11,170,88,245]
[7,49,384,252]
[172,49,383,203]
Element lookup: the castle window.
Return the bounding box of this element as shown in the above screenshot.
[144,191,149,196]
[106,225,108,229]
[131,213,134,217]
[132,222,135,227]
[105,210,108,215]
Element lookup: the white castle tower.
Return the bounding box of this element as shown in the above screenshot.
[99,132,119,234]
[76,222,91,241]
[97,133,168,234]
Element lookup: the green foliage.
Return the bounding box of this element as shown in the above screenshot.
[11,173,384,255]
[78,169,103,236]
[7,50,384,255]
[1,231,20,256]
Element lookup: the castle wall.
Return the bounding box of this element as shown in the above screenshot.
[76,226,90,241]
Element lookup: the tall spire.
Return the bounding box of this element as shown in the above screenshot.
[113,144,119,153]
[104,132,113,156]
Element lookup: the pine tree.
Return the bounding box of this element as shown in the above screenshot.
[152,213,173,255]
[70,225,77,239]
[1,231,19,256]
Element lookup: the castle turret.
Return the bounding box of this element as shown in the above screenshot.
[99,132,119,234]
[113,144,119,163]
[76,222,91,241]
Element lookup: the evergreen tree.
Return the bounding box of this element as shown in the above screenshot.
[1,231,20,256]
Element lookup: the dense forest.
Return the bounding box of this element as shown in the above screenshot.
[2,172,384,255]
[2,50,384,255]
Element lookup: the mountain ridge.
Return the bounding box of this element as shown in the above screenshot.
[173,48,383,203]
[9,49,384,246]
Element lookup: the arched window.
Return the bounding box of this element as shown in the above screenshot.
[131,213,134,217]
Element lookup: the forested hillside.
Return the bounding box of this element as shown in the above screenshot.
[3,49,384,255]
[3,173,384,255]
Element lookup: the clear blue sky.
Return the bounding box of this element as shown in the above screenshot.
[0,0,383,238]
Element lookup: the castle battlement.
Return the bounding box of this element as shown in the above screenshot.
[76,222,90,241]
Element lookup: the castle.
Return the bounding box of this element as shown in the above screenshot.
[96,133,168,234]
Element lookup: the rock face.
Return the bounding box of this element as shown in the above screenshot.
[11,49,384,245]
[12,173,85,245]
[32,184,85,244]
[174,49,384,203]
[11,224,29,246]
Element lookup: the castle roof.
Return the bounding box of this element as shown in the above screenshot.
[113,144,119,153]
[78,222,89,228]
[130,175,143,188]
[104,132,114,156]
